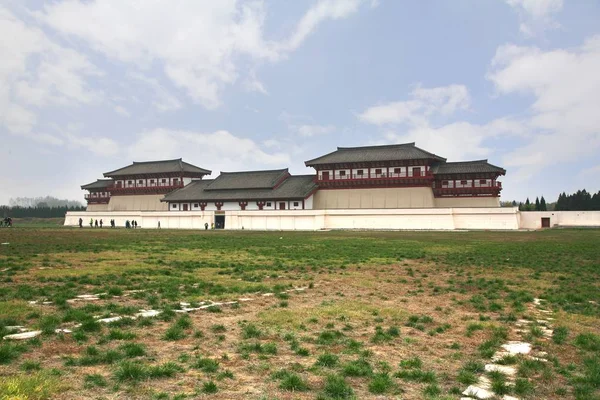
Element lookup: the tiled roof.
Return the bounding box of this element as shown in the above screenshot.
[81,179,113,190]
[162,175,317,202]
[104,159,211,177]
[431,160,506,175]
[305,143,446,166]
[205,169,289,191]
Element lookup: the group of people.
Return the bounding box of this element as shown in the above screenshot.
[125,220,139,229]
[0,217,13,227]
[78,218,118,228]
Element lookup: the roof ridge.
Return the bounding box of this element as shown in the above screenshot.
[131,158,183,165]
[219,168,288,175]
[337,142,416,150]
[441,159,489,164]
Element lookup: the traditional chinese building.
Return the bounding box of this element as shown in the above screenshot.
[162,169,318,218]
[305,143,505,208]
[82,159,210,211]
[81,143,505,213]
[80,179,112,211]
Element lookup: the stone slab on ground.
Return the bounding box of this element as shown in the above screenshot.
[501,342,531,355]
[485,364,517,376]
[463,385,494,399]
[3,330,42,340]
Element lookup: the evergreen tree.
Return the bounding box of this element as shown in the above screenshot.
[512,200,517,207]
[540,196,547,211]
[535,197,540,211]
[525,198,531,211]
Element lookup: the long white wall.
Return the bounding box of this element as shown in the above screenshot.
[65,207,525,230]
[519,211,600,229]
[64,209,600,231]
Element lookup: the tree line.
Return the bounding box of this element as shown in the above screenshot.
[555,189,600,211]
[1,205,86,218]
[502,189,600,211]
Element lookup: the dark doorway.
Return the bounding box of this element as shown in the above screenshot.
[215,215,225,229]
[279,202,286,210]
[182,204,188,211]
[412,167,421,177]
[322,171,330,181]
[541,217,550,228]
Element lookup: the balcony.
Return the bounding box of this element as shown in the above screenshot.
[317,171,434,188]
[433,182,502,197]
[108,183,184,195]
[85,194,110,204]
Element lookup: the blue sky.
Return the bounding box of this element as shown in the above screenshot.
[1,0,599,205]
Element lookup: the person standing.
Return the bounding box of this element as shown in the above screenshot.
[205,222,208,230]
[99,219,103,228]
[89,218,93,228]
[94,219,98,228]
[158,221,161,229]
[79,218,83,228]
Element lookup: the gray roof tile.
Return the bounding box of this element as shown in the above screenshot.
[104,158,210,177]
[205,169,289,190]
[162,175,317,202]
[81,179,113,190]
[305,143,446,166]
[431,160,506,175]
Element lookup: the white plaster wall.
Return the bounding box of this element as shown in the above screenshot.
[170,201,300,211]
[455,180,473,188]
[313,187,436,209]
[86,203,109,211]
[115,177,187,188]
[65,207,525,231]
[452,208,519,230]
[108,195,168,211]
[434,197,500,208]
[304,195,314,210]
[318,170,333,180]
[324,209,455,230]
[519,211,600,229]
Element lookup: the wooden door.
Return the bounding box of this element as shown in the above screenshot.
[182,204,188,211]
[412,167,421,177]
[279,202,286,210]
[541,217,550,228]
[322,171,330,181]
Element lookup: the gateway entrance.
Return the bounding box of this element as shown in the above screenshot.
[215,215,225,229]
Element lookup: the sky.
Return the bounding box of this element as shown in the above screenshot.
[1,0,599,205]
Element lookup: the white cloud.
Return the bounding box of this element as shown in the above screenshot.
[281,0,375,52]
[127,73,183,112]
[411,84,471,116]
[384,118,524,162]
[506,0,563,19]
[55,124,120,156]
[243,71,269,95]
[129,128,290,173]
[37,0,372,109]
[359,84,524,161]
[488,36,600,177]
[505,0,563,36]
[358,84,470,126]
[113,105,130,117]
[0,5,102,146]
[296,124,335,137]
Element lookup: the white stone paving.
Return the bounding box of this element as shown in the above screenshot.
[3,330,42,340]
[460,297,557,400]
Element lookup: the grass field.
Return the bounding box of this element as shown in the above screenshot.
[0,227,599,399]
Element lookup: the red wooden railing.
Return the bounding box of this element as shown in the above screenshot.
[319,171,434,182]
[108,184,184,193]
